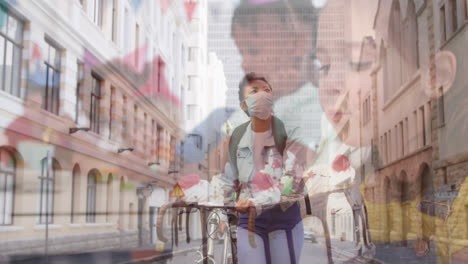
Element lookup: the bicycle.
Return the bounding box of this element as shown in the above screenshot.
[156,193,344,264]
[156,201,253,264]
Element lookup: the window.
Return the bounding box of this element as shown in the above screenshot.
[388,130,392,162]
[123,8,130,52]
[441,5,447,41]
[187,104,197,120]
[157,59,164,93]
[381,135,385,165]
[169,136,176,170]
[414,110,418,148]
[386,1,402,100]
[188,76,198,91]
[119,177,124,229]
[151,120,156,160]
[135,23,139,66]
[181,141,185,169]
[75,62,84,123]
[128,202,134,229]
[143,113,147,154]
[465,0,468,20]
[111,0,118,43]
[109,87,115,139]
[363,96,371,124]
[0,149,15,225]
[0,8,23,97]
[90,74,102,133]
[188,47,198,62]
[133,105,138,147]
[420,106,426,147]
[39,157,57,224]
[188,134,202,150]
[90,0,104,27]
[43,40,61,114]
[449,0,458,32]
[405,117,409,154]
[71,165,80,223]
[181,45,185,67]
[384,0,418,101]
[106,174,113,222]
[157,125,163,162]
[404,0,419,79]
[439,87,445,126]
[86,170,98,223]
[400,121,404,157]
[122,95,128,141]
[394,125,399,158]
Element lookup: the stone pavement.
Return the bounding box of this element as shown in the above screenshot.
[373,244,438,264]
[317,237,440,264]
[2,239,202,264]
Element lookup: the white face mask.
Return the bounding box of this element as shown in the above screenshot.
[244,91,273,120]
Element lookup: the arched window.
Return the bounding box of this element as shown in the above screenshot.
[106,174,113,222]
[39,157,59,224]
[0,148,15,225]
[71,164,80,223]
[387,0,402,97]
[403,0,419,82]
[384,0,419,102]
[119,177,125,229]
[86,170,98,223]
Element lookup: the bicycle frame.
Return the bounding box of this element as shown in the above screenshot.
[156,202,250,264]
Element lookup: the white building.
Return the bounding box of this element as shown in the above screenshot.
[0,0,207,258]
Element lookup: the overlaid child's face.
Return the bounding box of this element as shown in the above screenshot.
[233,14,307,99]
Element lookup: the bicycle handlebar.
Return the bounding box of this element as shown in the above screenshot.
[156,196,307,249]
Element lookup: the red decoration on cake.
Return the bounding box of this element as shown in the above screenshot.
[184,1,198,22]
[332,155,350,172]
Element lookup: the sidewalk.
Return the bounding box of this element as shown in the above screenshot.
[320,238,439,264]
[373,244,437,264]
[123,239,203,264]
[4,239,203,264]
[316,237,380,264]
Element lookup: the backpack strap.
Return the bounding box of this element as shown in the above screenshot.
[228,121,250,178]
[271,115,288,156]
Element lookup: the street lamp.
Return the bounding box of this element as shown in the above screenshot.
[69,127,90,134]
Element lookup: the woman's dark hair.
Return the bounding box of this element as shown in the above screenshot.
[238,72,272,102]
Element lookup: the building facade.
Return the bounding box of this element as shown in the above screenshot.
[0,0,206,257]
[364,0,468,262]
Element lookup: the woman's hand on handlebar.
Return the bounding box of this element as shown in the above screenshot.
[235,198,255,214]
